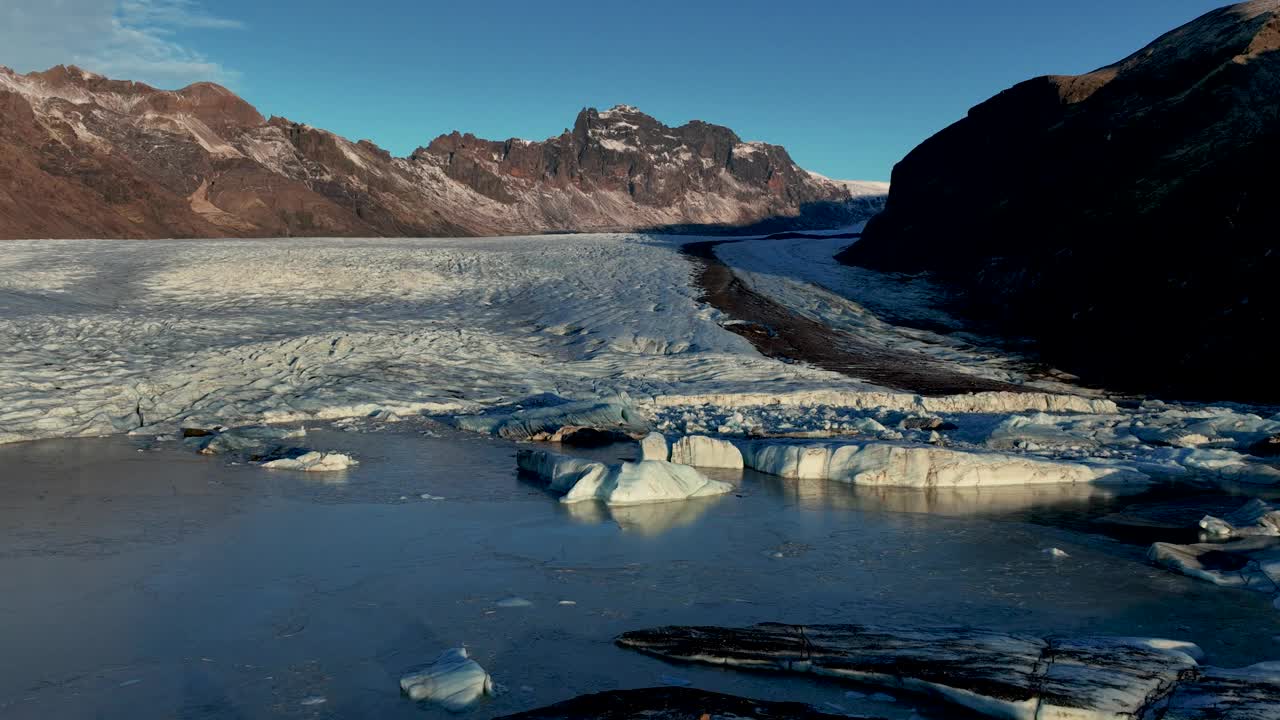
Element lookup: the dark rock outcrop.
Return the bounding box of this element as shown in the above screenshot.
[0,68,877,239]
[838,0,1280,403]
[495,687,875,720]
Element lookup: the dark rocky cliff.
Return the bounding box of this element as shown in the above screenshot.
[840,0,1280,402]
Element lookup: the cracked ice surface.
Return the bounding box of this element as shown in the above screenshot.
[0,236,886,444]
[616,623,1211,720]
[3,235,1279,494]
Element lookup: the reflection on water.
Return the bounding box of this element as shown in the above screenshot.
[532,443,1164,540]
[560,495,729,536]
[751,472,1131,517]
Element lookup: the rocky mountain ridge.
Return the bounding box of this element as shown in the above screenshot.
[839,0,1280,402]
[0,66,879,239]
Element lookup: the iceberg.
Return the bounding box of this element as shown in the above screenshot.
[740,440,1146,487]
[1148,537,1280,595]
[400,647,493,711]
[639,432,668,461]
[516,449,732,506]
[259,451,358,472]
[669,435,744,469]
[192,425,305,456]
[1199,499,1280,538]
[454,397,648,441]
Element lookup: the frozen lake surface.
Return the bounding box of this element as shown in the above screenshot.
[2,423,1277,719]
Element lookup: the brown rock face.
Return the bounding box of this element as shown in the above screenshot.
[0,67,872,239]
[840,0,1280,403]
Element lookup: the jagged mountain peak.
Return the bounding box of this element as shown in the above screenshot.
[0,65,878,240]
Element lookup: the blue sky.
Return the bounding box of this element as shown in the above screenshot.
[2,0,1231,180]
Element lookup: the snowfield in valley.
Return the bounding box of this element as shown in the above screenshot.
[1,234,1277,491]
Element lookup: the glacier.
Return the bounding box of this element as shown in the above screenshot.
[0,234,1277,495]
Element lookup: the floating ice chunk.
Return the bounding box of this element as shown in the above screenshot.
[740,440,1146,487]
[495,597,533,608]
[194,425,305,456]
[400,648,493,711]
[639,432,668,462]
[517,449,733,506]
[669,435,744,469]
[1045,547,1070,558]
[260,451,358,472]
[516,450,610,496]
[617,623,1203,720]
[1200,499,1280,538]
[588,460,731,506]
[454,398,647,441]
[1148,538,1280,594]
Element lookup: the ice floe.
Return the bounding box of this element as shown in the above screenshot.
[516,448,733,506]
[1149,537,1280,595]
[400,647,494,711]
[1200,499,1280,538]
[191,426,305,456]
[455,396,648,442]
[739,440,1146,487]
[616,622,1218,720]
[179,425,356,471]
[259,451,358,472]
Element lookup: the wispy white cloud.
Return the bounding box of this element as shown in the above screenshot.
[118,0,244,31]
[0,0,241,88]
